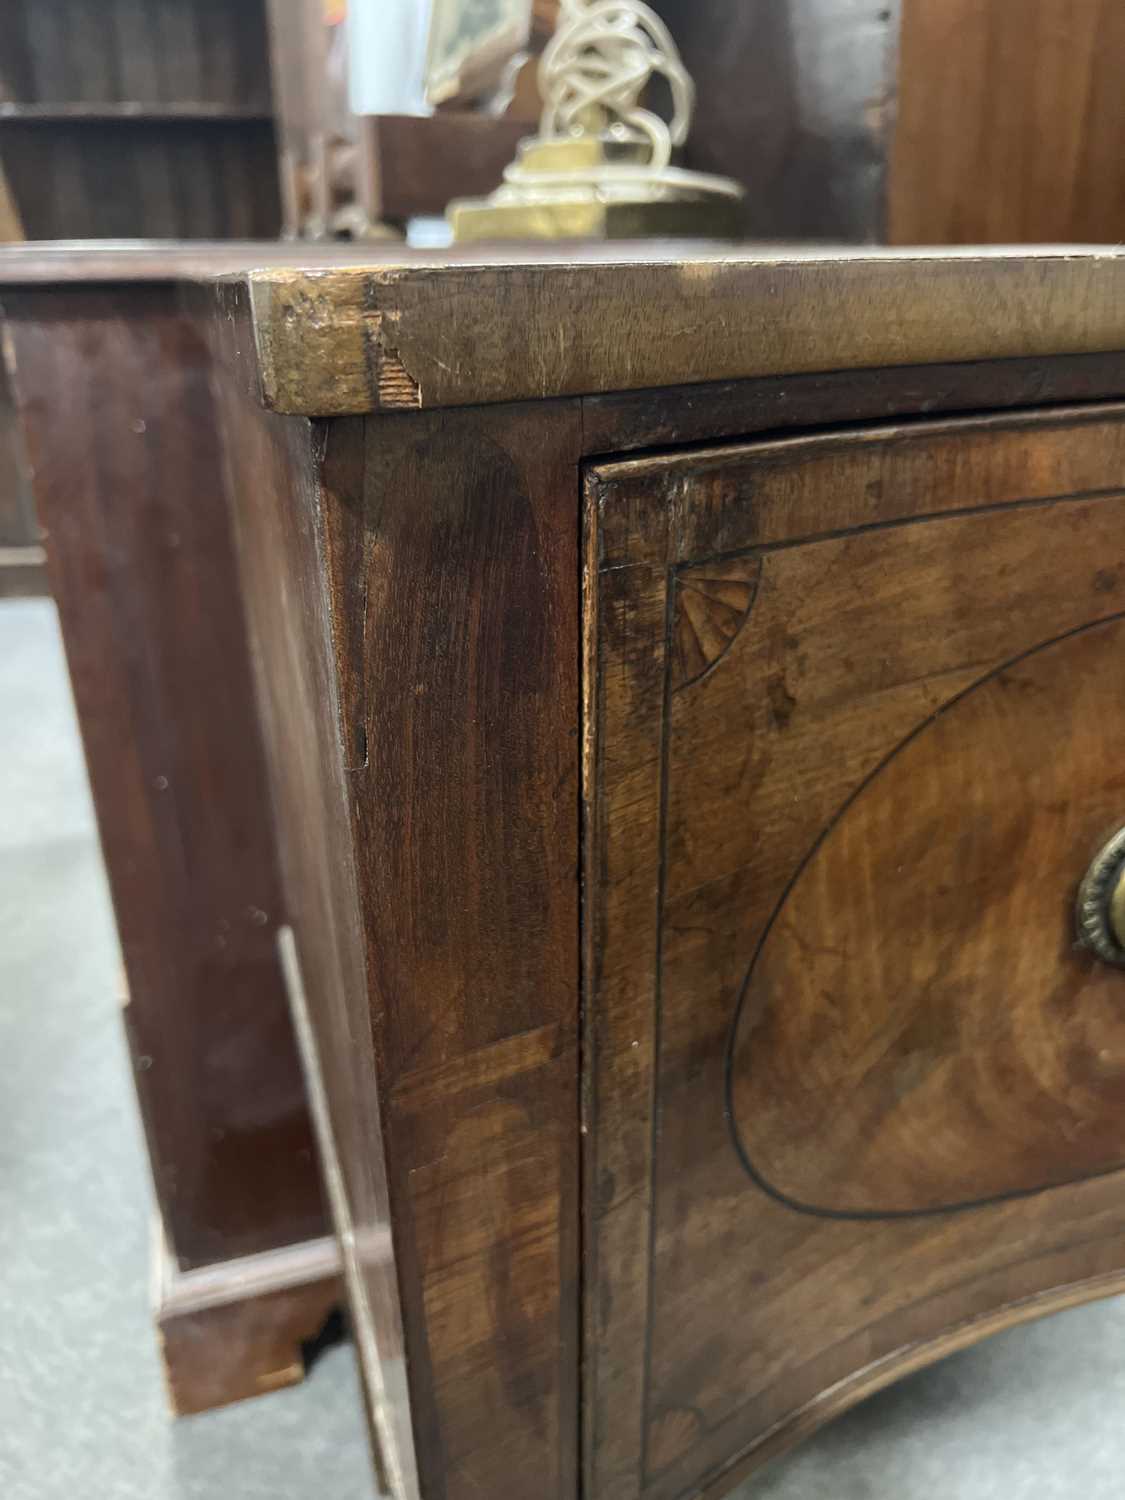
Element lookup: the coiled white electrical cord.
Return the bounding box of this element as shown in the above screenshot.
[537,0,695,172]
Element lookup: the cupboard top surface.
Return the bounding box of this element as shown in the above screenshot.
[228,245,1125,417]
[0,240,396,285]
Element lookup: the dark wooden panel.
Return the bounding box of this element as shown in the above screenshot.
[585,404,1125,1500]
[3,0,273,107]
[580,352,1125,457]
[0,11,34,103]
[212,365,585,1493]
[593,406,1125,570]
[375,113,530,221]
[0,0,277,240]
[1,118,280,239]
[655,0,896,240]
[889,0,1125,244]
[4,285,323,1271]
[204,278,417,1493]
[354,403,582,1500]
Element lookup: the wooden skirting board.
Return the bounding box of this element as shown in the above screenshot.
[153,1229,343,1417]
[0,543,48,598]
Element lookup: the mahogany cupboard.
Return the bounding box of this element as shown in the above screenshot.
[202,247,1125,1499]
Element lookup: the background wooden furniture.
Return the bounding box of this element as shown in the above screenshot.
[0,151,36,598]
[659,0,894,241]
[0,355,42,598]
[264,0,1125,245]
[264,0,381,240]
[3,0,1118,245]
[665,0,1125,245]
[0,156,22,241]
[888,0,1125,243]
[0,242,387,1413]
[0,0,544,242]
[0,0,280,238]
[202,246,1125,1499]
[264,0,555,236]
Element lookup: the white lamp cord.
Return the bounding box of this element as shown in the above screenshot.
[537,0,696,173]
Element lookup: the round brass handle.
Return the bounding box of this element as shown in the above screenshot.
[1077,827,1125,966]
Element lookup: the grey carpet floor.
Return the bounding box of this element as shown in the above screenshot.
[2,595,1124,1500]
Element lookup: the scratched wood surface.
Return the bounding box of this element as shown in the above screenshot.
[584,404,1125,1500]
[208,246,1125,1500]
[209,275,584,1496]
[242,248,1125,415]
[203,277,417,1494]
[348,403,582,1500]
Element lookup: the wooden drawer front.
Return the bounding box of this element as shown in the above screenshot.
[583,406,1125,1500]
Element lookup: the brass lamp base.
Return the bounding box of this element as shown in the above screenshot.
[449,194,743,242]
[448,135,744,242]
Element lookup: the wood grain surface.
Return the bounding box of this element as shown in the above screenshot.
[728,572,1125,1216]
[0,240,400,285]
[585,403,1125,1499]
[2,0,273,108]
[4,284,325,1272]
[243,249,1125,415]
[350,403,582,1500]
[203,250,1125,1497]
[208,314,587,1495]
[0,238,458,1302]
[205,278,416,1495]
[890,0,1125,244]
[581,352,1125,457]
[2,118,280,240]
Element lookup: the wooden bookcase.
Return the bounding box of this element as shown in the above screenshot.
[0,0,280,239]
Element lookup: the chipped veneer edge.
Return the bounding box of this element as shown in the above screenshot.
[242,250,1125,418]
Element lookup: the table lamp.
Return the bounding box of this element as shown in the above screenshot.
[447,0,744,240]
[269,0,537,238]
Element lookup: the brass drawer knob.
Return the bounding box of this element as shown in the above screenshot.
[1077,828,1125,966]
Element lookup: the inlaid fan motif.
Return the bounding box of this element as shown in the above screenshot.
[672,556,761,690]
